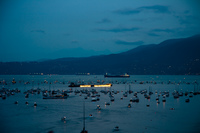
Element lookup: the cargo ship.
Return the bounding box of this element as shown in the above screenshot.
[104,73,130,78]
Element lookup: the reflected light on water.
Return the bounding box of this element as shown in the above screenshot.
[176,98,179,103]
[156,100,159,107]
[163,102,165,109]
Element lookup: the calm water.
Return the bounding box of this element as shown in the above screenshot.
[0,75,200,133]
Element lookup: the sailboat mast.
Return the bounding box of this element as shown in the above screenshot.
[83,101,85,131]
[81,101,88,133]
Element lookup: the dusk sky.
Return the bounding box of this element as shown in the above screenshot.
[0,0,200,62]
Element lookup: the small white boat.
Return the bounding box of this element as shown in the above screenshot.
[162,97,166,102]
[25,94,29,98]
[96,105,101,110]
[61,116,66,121]
[2,95,6,99]
[91,94,96,97]
[189,93,193,97]
[173,94,179,99]
[113,126,119,131]
[110,97,115,102]
[91,98,97,102]
[123,93,127,97]
[135,98,139,102]
[43,94,68,99]
[105,102,110,105]
[156,97,159,100]
[97,97,100,101]
[185,98,190,102]
[130,98,133,102]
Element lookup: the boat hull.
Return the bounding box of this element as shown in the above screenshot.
[43,96,68,99]
[104,75,130,78]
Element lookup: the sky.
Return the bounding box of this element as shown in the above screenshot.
[0,0,200,62]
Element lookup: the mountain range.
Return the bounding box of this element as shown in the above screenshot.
[0,34,200,75]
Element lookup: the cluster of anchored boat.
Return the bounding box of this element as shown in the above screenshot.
[0,87,20,99]
[1,80,199,133]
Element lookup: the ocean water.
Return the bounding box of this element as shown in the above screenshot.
[0,75,200,133]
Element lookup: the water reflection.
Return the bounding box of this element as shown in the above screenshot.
[163,101,165,109]
[176,98,179,103]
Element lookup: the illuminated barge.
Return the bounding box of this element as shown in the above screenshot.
[68,82,112,87]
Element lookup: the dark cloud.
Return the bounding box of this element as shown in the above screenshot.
[177,15,200,25]
[114,5,170,15]
[115,40,144,45]
[31,30,45,34]
[114,8,140,15]
[148,33,160,37]
[96,27,139,33]
[96,18,111,24]
[148,28,174,37]
[151,28,174,33]
[138,5,170,13]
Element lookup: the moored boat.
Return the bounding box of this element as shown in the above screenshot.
[185,98,190,102]
[43,94,68,99]
[113,126,119,131]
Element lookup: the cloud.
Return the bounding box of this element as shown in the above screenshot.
[178,15,200,25]
[148,33,160,37]
[115,40,144,45]
[96,18,111,24]
[31,30,45,34]
[96,27,139,33]
[139,5,170,13]
[151,28,174,33]
[114,8,140,15]
[148,28,175,37]
[114,5,170,15]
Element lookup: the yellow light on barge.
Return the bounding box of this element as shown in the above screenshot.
[94,83,112,87]
[80,85,91,88]
[79,83,112,88]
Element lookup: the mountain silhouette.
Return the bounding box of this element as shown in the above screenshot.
[0,34,200,75]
